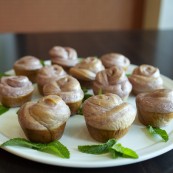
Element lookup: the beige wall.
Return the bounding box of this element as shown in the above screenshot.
[143,0,173,30]
[0,0,144,33]
[143,0,161,29]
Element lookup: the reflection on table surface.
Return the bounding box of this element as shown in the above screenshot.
[0,30,173,79]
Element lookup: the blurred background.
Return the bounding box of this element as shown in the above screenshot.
[0,0,173,73]
[0,0,173,33]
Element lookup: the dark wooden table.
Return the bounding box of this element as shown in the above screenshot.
[0,30,173,173]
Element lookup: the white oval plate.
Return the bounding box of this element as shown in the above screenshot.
[0,64,173,168]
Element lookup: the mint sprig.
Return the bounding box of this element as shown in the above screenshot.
[40,60,46,67]
[77,87,93,115]
[0,105,9,115]
[83,93,93,101]
[0,73,11,78]
[81,87,88,94]
[78,139,138,159]
[147,125,169,142]
[77,106,83,115]
[78,139,116,154]
[81,87,93,102]
[1,138,70,158]
[126,74,131,77]
[110,143,138,159]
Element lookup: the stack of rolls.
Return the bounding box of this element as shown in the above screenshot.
[69,56,105,88]
[36,64,67,95]
[92,66,132,100]
[43,76,84,115]
[49,46,79,72]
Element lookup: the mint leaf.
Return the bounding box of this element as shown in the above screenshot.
[111,143,138,159]
[38,140,70,158]
[77,93,93,115]
[147,125,169,142]
[78,57,83,62]
[78,139,116,154]
[78,139,138,159]
[83,93,93,101]
[1,138,70,158]
[0,73,11,78]
[77,105,83,115]
[81,87,93,102]
[81,87,88,94]
[40,60,46,67]
[0,105,9,115]
[126,74,131,77]
[109,148,119,158]
[1,138,39,148]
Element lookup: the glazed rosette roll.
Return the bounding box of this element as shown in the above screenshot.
[18,95,71,143]
[36,64,67,95]
[49,46,78,71]
[93,66,132,100]
[13,56,43,83]
[129,64,163,95]
[82,93,136,142]
[136,89,173,127]
[101,53,130,70]
[69,57,105,88]
[0,76,34,107]
[43,76,84,115]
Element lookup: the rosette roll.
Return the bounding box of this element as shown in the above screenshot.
[129,64,163,94]
[13,56,42,83]
[93,66,132,100]
[136,89,173,127]
[0,76,34,107]
[101,53,130,70]
[43,76,84,115]
[70,57,105,88]
[83,93,136,142]
[49,46,78,70]
[18,95,71,143]
[36,64,67,95]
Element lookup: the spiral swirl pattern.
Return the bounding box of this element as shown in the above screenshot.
[17,95,70,142]
[14,56,42,70]
[129,64,163,94]
[70,57,105,80]
[36,65,67,86]
[93,66,132,99]
[49,46,78,67]
[101,53,130,70]
[43,76,84,103]
[136,89,173,114]
[83,93,136,130]
[18,95,70,130]
[0,76,33,97]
